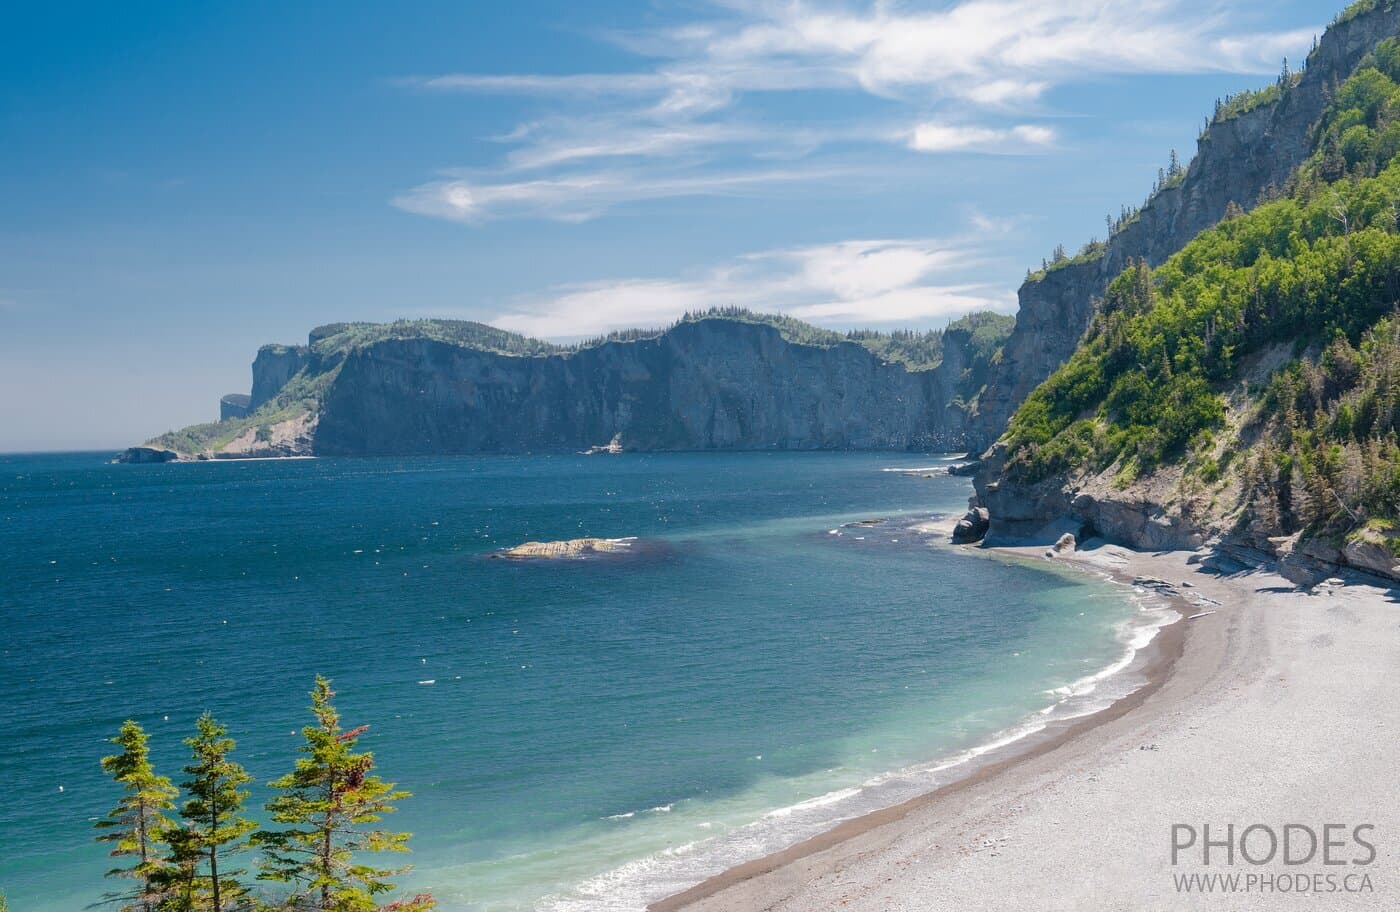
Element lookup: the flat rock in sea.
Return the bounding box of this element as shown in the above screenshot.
[496,538,634,560]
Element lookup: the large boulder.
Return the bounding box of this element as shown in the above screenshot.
[952,507,990,544]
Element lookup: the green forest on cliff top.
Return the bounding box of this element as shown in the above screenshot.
[300,308,1012,374]
[1004,35,1400,546]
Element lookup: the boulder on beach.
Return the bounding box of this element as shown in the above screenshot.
[952,507,990,544]
[497,538,634,560]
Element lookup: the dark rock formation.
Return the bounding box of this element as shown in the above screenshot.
[314,320,972,455]
[220,393,251,421]
[114,446,181,464]
[951,507,989,544]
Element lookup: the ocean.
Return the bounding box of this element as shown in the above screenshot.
[0,451,1166,910]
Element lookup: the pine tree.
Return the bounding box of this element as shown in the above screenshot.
[255,677,434,911]
[96,721,179,912]
[179,713,256,912]
[156,823,208,912]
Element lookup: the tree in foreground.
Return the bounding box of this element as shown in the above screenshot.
[96,720,179,911]
[255,677,435,911]
[175,712,257,911]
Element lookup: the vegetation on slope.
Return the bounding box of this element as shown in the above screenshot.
[309,320,564,358]
[1003,38,1400,543]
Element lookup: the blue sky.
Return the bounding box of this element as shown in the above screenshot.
[1,0,1334,451]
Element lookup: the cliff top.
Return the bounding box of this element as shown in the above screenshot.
[287,308,1013,372]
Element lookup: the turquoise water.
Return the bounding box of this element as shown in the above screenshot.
[0,452,1152,910]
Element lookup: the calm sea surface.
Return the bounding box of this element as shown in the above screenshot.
[0,452,1150,910]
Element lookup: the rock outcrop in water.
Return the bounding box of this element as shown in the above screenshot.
[121,311,1013,461]
[496,538,635,560]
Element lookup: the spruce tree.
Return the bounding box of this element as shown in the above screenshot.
[153,822,209,912]
[96,720,179,912]
[179,713,256,912]
[255,677,433,911]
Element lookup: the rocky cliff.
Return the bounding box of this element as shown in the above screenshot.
[124,312,1011,460]
[317,321,963,454]
[250,345,310,409]
[972,1,1400,443]
[968,1,1400,584]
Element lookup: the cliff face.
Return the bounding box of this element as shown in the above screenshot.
[219,393,251,421]
[972,2,1400,443]
[128,315,1003,461]
[250,345,310,409]
[315,321,968,455]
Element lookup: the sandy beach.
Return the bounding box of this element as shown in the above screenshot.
[654,541,1400,911]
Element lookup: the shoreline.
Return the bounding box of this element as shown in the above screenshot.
[649,539,1196,912]
[651,540,1400,911]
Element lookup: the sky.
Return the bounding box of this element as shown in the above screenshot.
[0,0,1336,451]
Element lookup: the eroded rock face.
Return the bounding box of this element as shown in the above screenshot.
[215,414,317,459]
[251,345,310,409]
[314,321,975,455]
[972,4,1400,444]
[1341,536,1400,580]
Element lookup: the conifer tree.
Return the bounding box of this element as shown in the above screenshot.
[96,720,179,912]
[255,677,434,911]
[179,713,256,912]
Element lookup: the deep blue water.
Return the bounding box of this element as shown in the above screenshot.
[0,452,1142,910]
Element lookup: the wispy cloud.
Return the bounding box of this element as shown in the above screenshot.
[395,0,1317,223]
[487,227,1019,338]
[392,165,840,223]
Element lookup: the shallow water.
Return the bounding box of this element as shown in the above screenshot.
[0,452,1151,910]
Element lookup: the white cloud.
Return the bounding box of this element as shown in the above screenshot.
[488,231,1017,338]
[395,0,1317,223]
[908,121,1056,153]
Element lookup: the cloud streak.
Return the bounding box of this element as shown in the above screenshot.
[395,0,1318,222]
[393,165,842,223]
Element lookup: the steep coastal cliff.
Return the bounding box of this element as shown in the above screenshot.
[123,311,1012,460]
[972,0,1400,443]
[974,1,1400,584]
